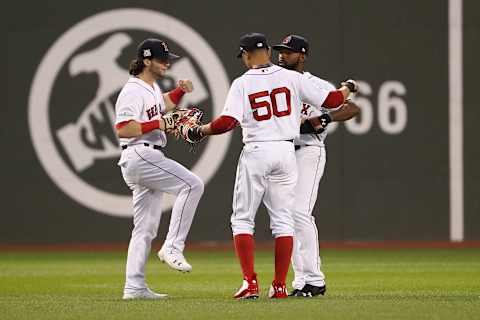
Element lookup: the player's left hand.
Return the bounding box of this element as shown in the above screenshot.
[341,79,358,93]
[178,79,194,93]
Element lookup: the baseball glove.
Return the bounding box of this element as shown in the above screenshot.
[167,107,205,145]
[163,108,192,134]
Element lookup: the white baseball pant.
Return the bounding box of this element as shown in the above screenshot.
[291,145,326,289]
[230,141,297,238]
[119,144,204,292]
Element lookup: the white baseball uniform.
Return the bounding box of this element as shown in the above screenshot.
[222,65,331,238]
[291,72,336,289]
[115,77,204,293]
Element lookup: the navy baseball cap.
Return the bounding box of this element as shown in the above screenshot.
[237,33,269,58]
[273,35,309,54]
[137,38,180,61]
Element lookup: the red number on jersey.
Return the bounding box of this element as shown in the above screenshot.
[271,87,291,117]
[249,91,272,121]
[248,87,292,121]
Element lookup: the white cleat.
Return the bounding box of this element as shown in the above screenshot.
[158,248,192,273]
[122,288,168,300]
[233,279,259,300]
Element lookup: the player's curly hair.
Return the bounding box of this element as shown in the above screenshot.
[129,59,145,76]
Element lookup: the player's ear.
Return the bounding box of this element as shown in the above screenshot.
[242,52,250,68]
[299,53,307,63]
[143,58,151,67]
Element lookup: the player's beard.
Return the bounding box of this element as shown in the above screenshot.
[148,61,168,79]
[278,59,299,71]
[150,67,166,79]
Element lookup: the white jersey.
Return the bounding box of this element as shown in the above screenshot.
[221,65,331,143]
[115,77,167,147]
[296,72,337,147]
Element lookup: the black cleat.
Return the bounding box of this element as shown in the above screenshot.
[288,289,302,297]
[300,284,326,297]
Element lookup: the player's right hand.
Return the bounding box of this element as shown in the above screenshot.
[309,113,332,132]
[184,126,205,143]
[178,79,194,93]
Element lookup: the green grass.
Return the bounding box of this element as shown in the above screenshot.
[1,248,479,319]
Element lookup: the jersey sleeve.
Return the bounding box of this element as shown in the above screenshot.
[313,78,336,92]
[298,75,330,110]
[310,78,343,113]
[220,78,244,123]
[115,91,143,125]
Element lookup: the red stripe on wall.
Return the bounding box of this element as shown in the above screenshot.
[0,241,479,252]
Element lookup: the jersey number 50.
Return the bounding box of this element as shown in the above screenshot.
[248,87,291,121]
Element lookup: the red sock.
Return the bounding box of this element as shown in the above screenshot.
[274,236,293,284]
[233,234,255,280]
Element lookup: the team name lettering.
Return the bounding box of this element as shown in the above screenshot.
[301,103,310,116]
[146,105,159,120]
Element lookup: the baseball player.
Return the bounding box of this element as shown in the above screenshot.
[273,35,360,297]
[115,39,204,300]
[180,33,357,299]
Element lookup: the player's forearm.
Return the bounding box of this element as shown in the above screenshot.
[116,119,166,138]
[200,115,238,136]
[163,88,187,112]
[163,80,194,112]
[117,121,142,138]
[338,86,351,100]
[330,100,360,121]
[199,122,232,136]
[199,123,214,136]
[301,100,360,133]
[163,94,176,112]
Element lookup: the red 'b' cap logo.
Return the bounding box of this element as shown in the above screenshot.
[282,36,292,44]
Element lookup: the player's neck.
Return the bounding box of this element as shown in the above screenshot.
[295,63,305,73]
[249,54,272,69]
[251,62,272,69]
[137,73,156,87]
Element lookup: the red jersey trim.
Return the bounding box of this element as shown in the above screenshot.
[322,90,344,109]
[210,115,238,134]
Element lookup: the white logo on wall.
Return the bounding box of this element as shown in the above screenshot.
[28,8,231,217]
